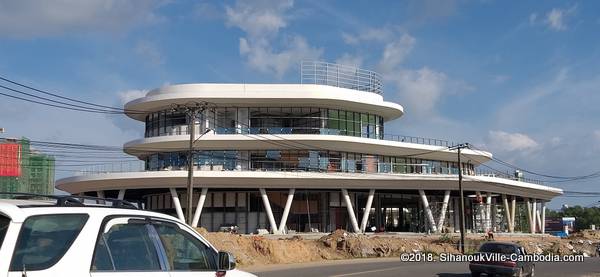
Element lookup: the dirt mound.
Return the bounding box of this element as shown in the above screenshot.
[198,228,599,267]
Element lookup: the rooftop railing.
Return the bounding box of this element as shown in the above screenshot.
[301,61,383,95]
[75,160,545,186]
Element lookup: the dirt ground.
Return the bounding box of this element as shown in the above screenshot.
[196,228,600,267]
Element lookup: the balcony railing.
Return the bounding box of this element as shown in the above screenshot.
[146,126,458,147]
[301,61,383,95]
[74,160,544,186]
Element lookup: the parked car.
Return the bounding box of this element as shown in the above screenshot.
[0,193,256,277]
[469,242,534,277]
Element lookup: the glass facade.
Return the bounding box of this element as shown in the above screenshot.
[144,107,384,139]
[144,150,475,175]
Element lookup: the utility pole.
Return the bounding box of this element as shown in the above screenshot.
[173,103,209,225]
[449,143,469,254]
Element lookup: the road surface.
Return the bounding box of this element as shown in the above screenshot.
[248,257,600,277]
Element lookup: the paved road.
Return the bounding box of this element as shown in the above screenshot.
[249,257,600,277]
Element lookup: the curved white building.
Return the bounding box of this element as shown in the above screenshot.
[57,61,562,234]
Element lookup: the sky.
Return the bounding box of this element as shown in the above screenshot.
[0,0,599,209]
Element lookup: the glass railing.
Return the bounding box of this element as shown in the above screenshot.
[145,126,458,147]
[75,160,543,186]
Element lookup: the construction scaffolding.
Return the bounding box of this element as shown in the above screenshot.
[0,138,55,198]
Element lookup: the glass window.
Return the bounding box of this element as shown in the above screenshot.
[10,214,88,271]
[92,220,161,271]
[0,214,9,250]
[153,222,216,271]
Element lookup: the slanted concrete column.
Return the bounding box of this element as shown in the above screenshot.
[536,204,542,234]
[169,188,185,222]
[541,202,546,234]
[419,190,438,233]
[191,187,208,228]
[341,189,360,233]
[360,189,376,233]
[511,196,516,232]
[525,198,534,233]
[486,192,492,231]
[117,189,126,200]
[531,198,538,234]
[259,188,279,234]
[278,188,295,233]
[502,194,513,233]
[437,190,451,231]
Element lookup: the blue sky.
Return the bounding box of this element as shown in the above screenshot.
[0,0,599,208]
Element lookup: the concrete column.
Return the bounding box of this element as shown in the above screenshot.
[510,196,516,232]
[96,191,105,204]
[536,204,542,234]
[437,190,451,231]
[360,189,376,233]
[169,188,185,222]
[475,191,484,232]
[525,198,534,233]
[531,199,538,233]
[502,194,513,232]
[418,190,438,233]
[259,188,279,234]
[117,189,126,200]
[278,188,295,233]
[341,189,360,233]
[486,192,492,231]
[541,202,546,234]
[191,187,208,228]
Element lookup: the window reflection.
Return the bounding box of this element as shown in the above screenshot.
[144,107,384,139]
[144,150,475,176]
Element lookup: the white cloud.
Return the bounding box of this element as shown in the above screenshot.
[134,41,164,66]
[239,35,322,78]
[492,74,510,84]
[225,0,322,77]
[0,0,165,38]
[487,131,539,152]
[225,0,292,38]
[539,6,577,31]
[529,13,538,24]
[118,89,147,105]
[335,53,363,68]
[594,130,600,141]
[389,67,448,116]
[378,34,416,73]
[341,27,396,45]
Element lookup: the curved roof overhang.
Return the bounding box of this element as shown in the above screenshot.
[124,84,404,121]
[123,134,493,165]
[56,171,563,201]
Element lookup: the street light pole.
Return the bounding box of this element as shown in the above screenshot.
[449,143,469,254]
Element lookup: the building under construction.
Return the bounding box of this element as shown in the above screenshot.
[0,138,55,197]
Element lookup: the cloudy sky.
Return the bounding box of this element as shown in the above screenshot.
[1,0,599,208]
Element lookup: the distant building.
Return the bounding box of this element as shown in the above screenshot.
[0,138,55,197]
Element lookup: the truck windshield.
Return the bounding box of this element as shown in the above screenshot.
[0,214,9,250]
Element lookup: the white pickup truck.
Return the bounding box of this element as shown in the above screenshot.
[0,194,256,277]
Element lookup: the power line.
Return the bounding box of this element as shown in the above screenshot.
[0,75,146,113]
